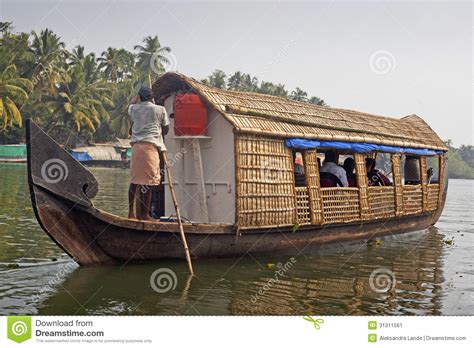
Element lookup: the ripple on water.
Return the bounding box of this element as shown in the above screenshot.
[0,164,472,315]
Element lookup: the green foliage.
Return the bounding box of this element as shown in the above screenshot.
[445,141,474,179]
[202,69,325,104]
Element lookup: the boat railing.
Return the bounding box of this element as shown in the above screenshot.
[367,186,396,220]
[402,184,423,215]
[426,183,440,211]
[295,187,311,225]
[320,187,360,224]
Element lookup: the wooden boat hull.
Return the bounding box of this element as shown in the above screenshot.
[26,120,448,266]
[30,175,447,266]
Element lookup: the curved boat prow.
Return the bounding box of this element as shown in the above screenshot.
[26,119,98,206]
[26,119,116,265]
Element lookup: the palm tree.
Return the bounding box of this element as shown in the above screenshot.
[309,96,325,106]
[134,35,171,86]
[66,45,85,66]
[0,64,33,128]
[227,71,243,91]
[205,70,227,89]
[109,79,136,137]
[28,29,65,98]
[98,47,129,82]
[45,64,113,133]
[290,87,308,102]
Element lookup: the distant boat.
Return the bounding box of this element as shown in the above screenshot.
[25,73,448,266]
[0,144,26,163]
[70,139,131,168]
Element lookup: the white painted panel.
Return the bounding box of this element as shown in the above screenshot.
[162,95,235,224]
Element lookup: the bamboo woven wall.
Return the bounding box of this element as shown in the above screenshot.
[321,188,360,224]
[402,185,423,215]
[368,187,396,219]
[295,187,311,224]
[303,150,323,224]
[438,155,446,206]
[427,184,440,211]
[354,153,370,220]
[392,154,404,216]
[420,156,428,212]
[236,135,295,228]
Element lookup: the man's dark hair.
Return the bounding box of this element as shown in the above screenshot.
[138,86,153,102]
[365,158,376,171]
[324,150,337,163]
[343,157,355,172]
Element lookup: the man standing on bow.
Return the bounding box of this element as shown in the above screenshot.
[128,86,170,220]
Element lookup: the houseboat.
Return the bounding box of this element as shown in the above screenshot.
[26,72,448,266]
[70,138,131,168]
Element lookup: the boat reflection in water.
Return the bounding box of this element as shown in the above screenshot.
[36,227,445,316]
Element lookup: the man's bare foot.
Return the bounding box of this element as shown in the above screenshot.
[128,214,137,220]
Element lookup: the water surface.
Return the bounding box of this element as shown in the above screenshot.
[0,163,472,315]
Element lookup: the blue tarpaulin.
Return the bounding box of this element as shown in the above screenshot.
[284,138,444,156]
[70,151,93,162]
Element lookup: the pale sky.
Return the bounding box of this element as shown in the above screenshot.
[1,0,472,146]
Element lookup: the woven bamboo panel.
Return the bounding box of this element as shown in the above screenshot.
[236,135,295,228]
[402,185,423,215]
[392,154,403,216]
[153,73,448,151]
[303,150,323,224]
[321,188,360,224]
[368,187,396,219]
[295,187,311,225]
[427,184,440,211]
[420,156,428,212]
[354,153,369,219]
[438,155,445,206]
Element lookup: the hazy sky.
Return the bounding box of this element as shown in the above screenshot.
[1,0,472,145]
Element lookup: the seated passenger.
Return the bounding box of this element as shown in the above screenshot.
[404,156,421,184]
[320,150,348,187]
[366,158,392,186]
[294,152,306,187]
[343,157,357,187]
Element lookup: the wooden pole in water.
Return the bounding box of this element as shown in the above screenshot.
[162,151,194,276]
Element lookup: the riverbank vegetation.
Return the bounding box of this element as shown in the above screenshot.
[0,22,472,179]
[0,22,324,146]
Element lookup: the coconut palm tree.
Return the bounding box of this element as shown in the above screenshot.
[309,96,325,106]
[28,29,65,98]
[66,45,85,66]
[0,64,33,128]
[134,35,171,87]
[99,48,135,82]
[45,64,113,133]
[290,87,308,102]
[109,79,136,137]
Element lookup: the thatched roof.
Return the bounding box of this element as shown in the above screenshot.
[152,72,447,151]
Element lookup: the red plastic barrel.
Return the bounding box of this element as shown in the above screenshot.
[174,93,208,136]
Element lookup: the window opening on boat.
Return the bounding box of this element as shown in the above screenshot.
[366,153,393,186]
[293,151,306,187]
[427,155,440,184]
[402,155,422,185]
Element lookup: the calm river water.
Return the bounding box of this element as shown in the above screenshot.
[0,163,473,315]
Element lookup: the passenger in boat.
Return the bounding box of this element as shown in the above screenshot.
[128,86,170,220]
[343,157,357,187]
[319,150,348,187]
[366,158,392,186]
[404,155,421,184]
[294,152,306,187]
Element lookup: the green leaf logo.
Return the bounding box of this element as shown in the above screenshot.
[303,316,324,330]
[7,316,32,343]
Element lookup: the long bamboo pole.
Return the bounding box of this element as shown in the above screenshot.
[162,151,194,276]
